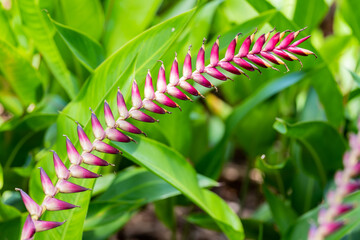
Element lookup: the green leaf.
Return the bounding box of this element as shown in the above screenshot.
[103,0,163,55]
[197,72,306,178]
[84,167,215,238]
[111,136,244,239]
[273,119,346,185]
[52,20,105,71]
[0,7,16,45]
[0,40,43,105]
[293,0,328,29]
[154,198,176,231]
[18,0,79,99]
[350,71,360,88]
[263,186,297,235]
[341,0,360,42]
[186,213,221,231]
[59,0,104,40]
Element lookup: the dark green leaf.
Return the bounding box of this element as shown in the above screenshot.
[52,20,105,71]
[273,119,346,185]
[18,0,79,99]
[0,40,43,105]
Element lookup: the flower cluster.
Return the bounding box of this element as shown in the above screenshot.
[308,120,360,240]
[16,28,313,239]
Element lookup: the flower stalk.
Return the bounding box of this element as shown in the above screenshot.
[308,120,360,240]
[16,28,313,239]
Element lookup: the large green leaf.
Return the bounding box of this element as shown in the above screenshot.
[58,0,104,41]
[0,40,43,105]
[103,0,163,55]
[197,72,306,178]
[273,119,346,185]
[18,0,79,99]
[52,20,105,71]
[110,137,243,239]
[84,167,217,239]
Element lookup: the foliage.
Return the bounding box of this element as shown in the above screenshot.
[0,0,359,240]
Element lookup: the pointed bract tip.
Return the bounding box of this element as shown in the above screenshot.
[188,44,192,51]
[157,60,163,65]
[202,38,206,45]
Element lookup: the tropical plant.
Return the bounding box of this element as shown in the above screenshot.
[1,0,360,240]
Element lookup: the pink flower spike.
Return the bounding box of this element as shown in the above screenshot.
[260,52,289,71]
[167,86,190,101]
[131,80,142,109]
[350,162,360,177]
[278,27,307,49]
[144,70,155,100]
[307,224,317,240]
[142,99,167,114]
[64,136,82,165]
[34,220,65,232]
[21,215,36,240]
[157,61,167,93]
[287,47,317,57]
[233,57,260,72]
[225,33,240,61]
[130,109,157,123]
[39,168,57,196]
[70,165,101,178]
[93,140,120,154]
[205,67,229,81]
[196,39,205,72]
[192,73,213,88]
[179,80,200,96]
[77,124,93,152]
[57,179,90,193]
[277,31,295,49]
[82,152,112,166]
[342,181,360,195]
[117,88,129,119]
[238,28,257,57]
[52,151,70,180]
[318,208,328,224]
[106,128,132,142]
[183,46,192,79]
[15,188,43,218]
[250,34,266,54]
[263,32,281,51]
[320,221,344,237]
[290,35,311,47]
[334,170,344,186]
[43,197,79,211]
[116,119,144,134]
[155,92,179,109]
[104,100,116,128]
[332,204,353,217]
[90,109,106,140]
[210,36,220,66]
[169,53,179,85]
[247,54,278,71]
[218,61,247,76]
